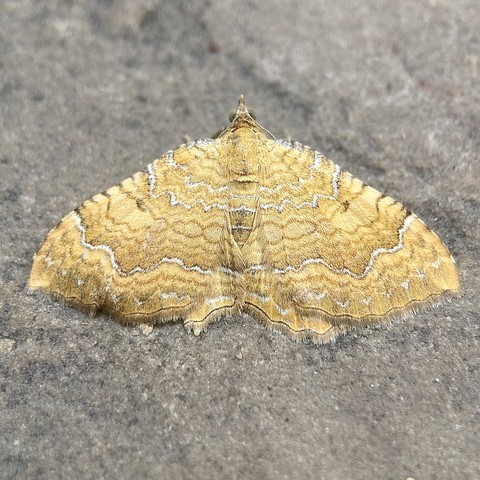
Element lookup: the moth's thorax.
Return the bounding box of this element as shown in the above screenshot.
[221,126,266,180]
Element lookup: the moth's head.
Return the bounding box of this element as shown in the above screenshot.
[228,95,257,123]
[213,95,273,139]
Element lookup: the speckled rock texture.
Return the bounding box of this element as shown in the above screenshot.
[0,1,478,479]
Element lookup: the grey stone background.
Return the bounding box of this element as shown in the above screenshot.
[0,1,478,479]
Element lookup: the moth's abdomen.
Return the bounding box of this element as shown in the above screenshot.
[228,182,258,248]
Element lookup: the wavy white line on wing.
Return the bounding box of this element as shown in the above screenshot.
[73,212,213,276]
[247,215,415,279]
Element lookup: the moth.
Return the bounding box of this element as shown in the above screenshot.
[29,96,460,343]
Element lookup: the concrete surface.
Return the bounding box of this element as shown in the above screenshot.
[0,1,478,479]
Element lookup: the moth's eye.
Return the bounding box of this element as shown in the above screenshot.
[248,109,256,120]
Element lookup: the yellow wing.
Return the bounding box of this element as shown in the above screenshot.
[29,140,241,331]
[242,140,460,341]
[30,97,460,344]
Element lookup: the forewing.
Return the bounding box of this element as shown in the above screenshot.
[245,140,460,333]
[29,140,239,326]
